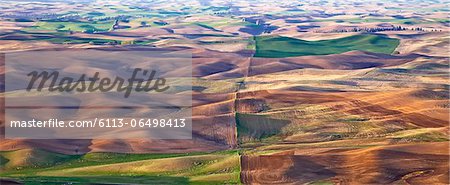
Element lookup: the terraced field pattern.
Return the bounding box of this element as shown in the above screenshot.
[0,0,449,184]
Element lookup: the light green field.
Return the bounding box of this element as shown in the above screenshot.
[314,17,428,25]
[26,21,115,33]
[0,31,121,45]
[254,34,400,58]
[193,19,252,30]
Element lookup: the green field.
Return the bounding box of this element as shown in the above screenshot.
[2,176,189,185]
[254,34,400,58]
[0,149,241,185]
